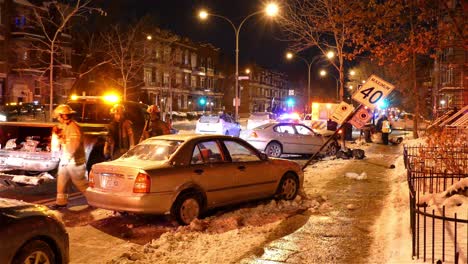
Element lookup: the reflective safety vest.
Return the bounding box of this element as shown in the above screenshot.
[382,120,391,133]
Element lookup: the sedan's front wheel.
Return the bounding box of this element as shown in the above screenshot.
[265,142,282,158]
[171,192,202,225]
[275,173,299,200]
[325,140,340,156]
[13,240,55,264]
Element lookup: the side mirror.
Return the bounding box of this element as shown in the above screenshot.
[259,153,269,161]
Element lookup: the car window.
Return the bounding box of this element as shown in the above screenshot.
[199,115,220,123]
[120,139,182,161]
[223,140,261,162]
[295,125,313,135]
[191,140,225,164]
[274,125,295,134]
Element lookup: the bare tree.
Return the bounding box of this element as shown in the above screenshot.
[30,0,105,120]
[101,22,150,101]
[278,0,359,101]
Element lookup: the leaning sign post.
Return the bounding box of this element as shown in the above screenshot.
[301,74,395,171]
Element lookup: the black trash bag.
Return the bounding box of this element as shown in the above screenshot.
[352,149,365,159]
[336,149,353,159]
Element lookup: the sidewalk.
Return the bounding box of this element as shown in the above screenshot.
[241,144,403,263]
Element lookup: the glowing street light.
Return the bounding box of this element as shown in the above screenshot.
[326,51,335,59]
[440,99,446,106]
[286,52,293,60]
[350,70,356,76]
[320,70,327,76]
[146,35,152,40]
[198,3,279,120]
[245,68,251,74]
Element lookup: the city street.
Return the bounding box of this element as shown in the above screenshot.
[0,129,407,263]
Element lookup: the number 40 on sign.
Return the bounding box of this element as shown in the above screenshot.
[352,74,395,109]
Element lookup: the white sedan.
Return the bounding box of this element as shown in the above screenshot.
[195,114,241,137]
[241,122,340,158]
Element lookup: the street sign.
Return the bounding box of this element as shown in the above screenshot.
[349,107,373,129]
[288,89,295,96]
[232,98,240,106]
[238,76,249,80]
[352,74,395,109]
[330,101,354,124]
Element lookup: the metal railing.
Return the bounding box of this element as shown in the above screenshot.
[405,144,468,263]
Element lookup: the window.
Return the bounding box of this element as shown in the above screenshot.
[191,53,197,68]
[191,140,224,164]
[191,75,197,87]
[15,16,26,28]
[175,73,182,85]
[184,50,189,65]
[184,74,190,86]
[224,141,261,162]
[163,72,170,86]
[295,125,313,136]
[34,81,41,96]
[200,77,206,88]
[144,68,152,84]
[274,125,295,134]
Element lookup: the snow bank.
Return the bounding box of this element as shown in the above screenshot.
[109,197,322,264]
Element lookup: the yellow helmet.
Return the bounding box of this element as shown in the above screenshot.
[147,104,160,114]
[53,104,76,118]
[110,104,125,114]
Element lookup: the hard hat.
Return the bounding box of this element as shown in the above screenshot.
[147,104,160,114]
[54,104,76,117]
[110,104,125,114]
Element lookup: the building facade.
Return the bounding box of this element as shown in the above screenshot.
[140,29,226,113]
[432,0,467,115]
[0,0,73,105]
[229,64,292,117]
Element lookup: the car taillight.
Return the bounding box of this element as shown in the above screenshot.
[133,172,151,193]
[250,132,258,138]
[88,171,95,188]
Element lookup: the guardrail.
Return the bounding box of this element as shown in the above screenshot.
[405,145,468,263]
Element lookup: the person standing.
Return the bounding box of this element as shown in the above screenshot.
[104,104,135,160]
[50,104,88,209]
[381,115,391,145]
[139,104,170,142]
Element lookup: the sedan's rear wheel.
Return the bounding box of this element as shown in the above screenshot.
[13,240,55,264]
[171,192,202,225]
[275,173,299,200]
[265,142,282,158]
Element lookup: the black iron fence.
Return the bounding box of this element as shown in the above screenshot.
[405,145,468,264]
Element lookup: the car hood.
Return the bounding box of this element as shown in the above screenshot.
[269,157,302,172]
[0,198,59,219]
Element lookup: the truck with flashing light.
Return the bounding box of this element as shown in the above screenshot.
[0,93,148,186]
[303,102,339,133]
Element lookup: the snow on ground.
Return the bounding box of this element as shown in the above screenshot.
[109,197,325,264]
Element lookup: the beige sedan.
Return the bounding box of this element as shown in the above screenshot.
[86,134,303,225]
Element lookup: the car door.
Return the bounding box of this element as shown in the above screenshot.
[272,124,300,153]
[188,140,239,207]
[294,124,323,153]
[221,139,276,200]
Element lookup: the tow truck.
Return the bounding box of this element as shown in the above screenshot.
[0,93,148,186]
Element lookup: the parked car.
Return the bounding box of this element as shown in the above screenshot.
[246,112,277,130]
[0,102,46,122]
[86,134,303,225]
[389,113,430,130]
[241,122,340,158]
[195,114,241,136]
[275,112,302,124]
[0,198,69,264]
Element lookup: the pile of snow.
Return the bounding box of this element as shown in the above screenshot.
[109,196,323,264]
[417,178,468,211]
[344,172,367,180]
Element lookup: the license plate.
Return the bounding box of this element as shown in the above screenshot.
[101,176,119,189]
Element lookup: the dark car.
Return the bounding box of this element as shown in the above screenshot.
[0,198,69,264]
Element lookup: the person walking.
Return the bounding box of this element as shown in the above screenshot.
[381,115,391,145]
[139,104,171,142]
[50,104,88,209]
[104,104,135,160]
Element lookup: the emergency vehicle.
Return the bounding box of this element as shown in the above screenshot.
[303,102,339,131]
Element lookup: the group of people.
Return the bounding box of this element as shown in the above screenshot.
[49,103,171,209]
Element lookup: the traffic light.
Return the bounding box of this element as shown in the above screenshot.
[198,97,207,106]
[286,97,295,107]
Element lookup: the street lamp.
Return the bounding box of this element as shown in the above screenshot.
[286,52,320,110]
[245,68,251,74]
[326,51,335,59]
[319,70,339,101]
[350,70,355,76]
[198,3,279,120]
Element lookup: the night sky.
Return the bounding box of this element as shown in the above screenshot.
[94,0,336,99]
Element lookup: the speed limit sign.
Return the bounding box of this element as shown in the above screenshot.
[352,74,395,109]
